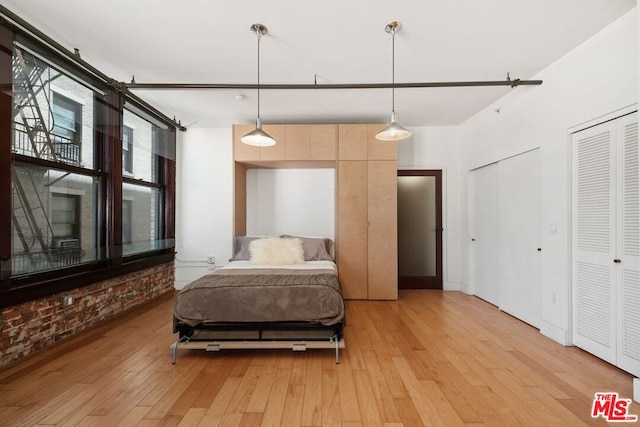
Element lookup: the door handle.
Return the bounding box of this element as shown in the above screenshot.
[614,259,621,263]
[537,248,541,252]
[471,238,475,241]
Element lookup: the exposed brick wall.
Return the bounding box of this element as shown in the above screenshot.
[0,262,174,368]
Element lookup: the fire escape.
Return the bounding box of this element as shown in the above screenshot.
[11,48,81,275]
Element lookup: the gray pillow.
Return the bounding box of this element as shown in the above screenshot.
[229,236,264,261]
[281,235,334,261]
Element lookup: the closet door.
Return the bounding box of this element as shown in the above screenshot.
[368,160,397,300]
[337,161,368,299]
[470,163,499,305]
[498,149,541,328]
[572,121,617,365]
[616,115,640,377]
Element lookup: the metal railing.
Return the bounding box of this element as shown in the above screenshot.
[12,122,81,166]
[11,247,83,276]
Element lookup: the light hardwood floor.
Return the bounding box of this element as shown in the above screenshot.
[0,290,637,426]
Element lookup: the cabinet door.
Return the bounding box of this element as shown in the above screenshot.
[616,114,640,377]
[338,125,367,160]
[367,124,397,160]
[572,121,617,365]
[368,160,398,299]
[259,125,286,160]
[233,124,260,161]
[285,125,311,160]
[311,125,337,160]
[337,161,368,299]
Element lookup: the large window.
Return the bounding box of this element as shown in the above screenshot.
[0,27,177,308]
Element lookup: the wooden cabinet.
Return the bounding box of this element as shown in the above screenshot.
[368,160,398,300]
[337,124,398,300]
[234,124,336,162]
[337,161,368,299]
[310,125,337,160]
[258,125,286,161]
[233,122,397,300]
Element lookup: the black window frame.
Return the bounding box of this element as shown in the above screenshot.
[0,13,177,309]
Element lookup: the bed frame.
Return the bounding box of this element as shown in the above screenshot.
[171,318,345,364]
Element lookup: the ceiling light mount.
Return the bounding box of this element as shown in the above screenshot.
[241,23,276,147]
[250,23,268,37]
[376,20,411,141]
[384,21,400,34]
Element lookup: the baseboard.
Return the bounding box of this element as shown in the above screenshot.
[444,281,461,291]
[540,320,570,346]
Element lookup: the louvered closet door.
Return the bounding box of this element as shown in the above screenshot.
[616,114,640,377]
[572,121,617,365]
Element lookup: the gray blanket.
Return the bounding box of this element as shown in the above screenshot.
[173,267,344,327]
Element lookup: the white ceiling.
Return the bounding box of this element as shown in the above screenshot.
[2,0,636,129]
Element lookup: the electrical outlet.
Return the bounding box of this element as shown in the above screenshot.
[61,295,74,307]
[207,256,215,264]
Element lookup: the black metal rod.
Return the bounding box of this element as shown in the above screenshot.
[125,79,543,90]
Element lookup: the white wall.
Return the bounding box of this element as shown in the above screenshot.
[246,168,335,238]
[174,128,233,289]
[458,9,637,344]
[397,126,461,290]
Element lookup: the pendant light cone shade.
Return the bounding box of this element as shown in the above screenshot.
[241,118,276,146]
[241,24,276,147]
[376,111,412,141]
[376,21,411,141]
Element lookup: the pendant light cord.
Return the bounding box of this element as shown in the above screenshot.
[257,30,261,121]
[391,26,395,114]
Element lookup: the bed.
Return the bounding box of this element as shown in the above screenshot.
[172,236,345,363]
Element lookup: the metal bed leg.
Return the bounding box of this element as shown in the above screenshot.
[171,339,178,364]
[333,334,340,364]
[172,336,189,364]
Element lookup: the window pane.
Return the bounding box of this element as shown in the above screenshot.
[122,183,170,256]
[11,162,104,277]
[123,107,173,181]
[12,46,96,169]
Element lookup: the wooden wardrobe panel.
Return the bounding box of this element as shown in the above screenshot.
[285,125,311,160]
[368,160,398,300]
[233,124,260,161]
[337,161,368,299]
[234,162,247,237]
[310,125,337,160]
[338,125,367,160]
[367,124,397,160]
[259,125,286,160]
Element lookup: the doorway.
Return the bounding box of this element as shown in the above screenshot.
[397,170,443,289]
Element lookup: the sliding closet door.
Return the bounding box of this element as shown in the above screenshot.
[616,114,640,377]
[498,149,541,328]
[572,121,617,365]
[470,163,499,305]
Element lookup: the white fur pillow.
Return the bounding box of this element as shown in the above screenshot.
[249,237,304,265]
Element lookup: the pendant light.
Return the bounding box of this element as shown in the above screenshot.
[376,21,412,141]
[241,24,276,146]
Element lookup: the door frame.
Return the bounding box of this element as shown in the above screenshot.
[397,169,443,290]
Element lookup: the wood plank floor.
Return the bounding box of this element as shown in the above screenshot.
[0,290,637,426]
